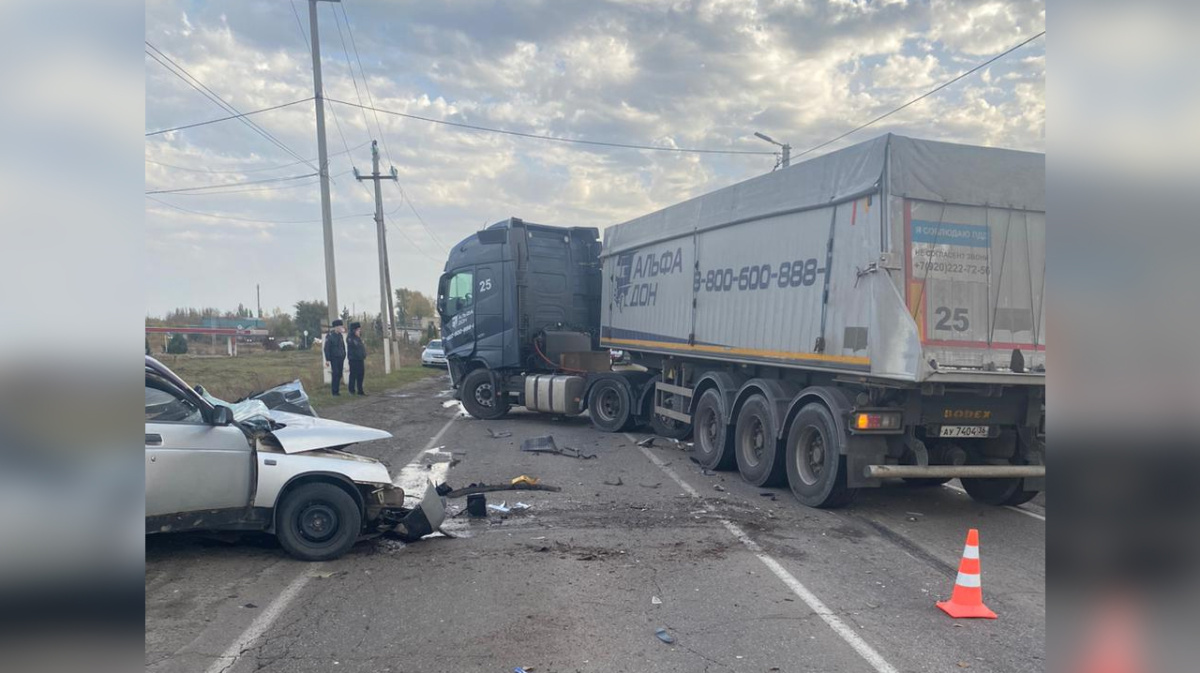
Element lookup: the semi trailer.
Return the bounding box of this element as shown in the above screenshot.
[438,133,1045,508]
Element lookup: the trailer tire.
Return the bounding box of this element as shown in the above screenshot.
[460,369,510,420]
[734,395,786,487]
[588,378,634,432]
[785,403,856,508]
[693,388,735,470]
[961,476,1039,506]
[901,477,953,488]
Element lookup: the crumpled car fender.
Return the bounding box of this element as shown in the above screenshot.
[253,447,393,510]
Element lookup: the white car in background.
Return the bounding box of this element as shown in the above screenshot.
[421,339,447,367]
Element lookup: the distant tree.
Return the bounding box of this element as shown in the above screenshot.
[167,333,188,354]
[145,336,151,356]
[266,312,296,339]
[294,300,328,349]
[395,288,435,326]
[341,306,351,324]
[424,322,438,343]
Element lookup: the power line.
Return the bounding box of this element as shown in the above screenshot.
[145,139,372,175]
[145,97,313,136]
[150,178,324,197]
[794,29,1046,160]
[390,181,449,251]
[145,172,318,195]
[325,98,778,155]
[339,2,395,166]
[145,195,375,224]
[145,42,318,172]
[330,5,374,143]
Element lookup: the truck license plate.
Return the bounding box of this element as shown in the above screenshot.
[939,425,990,438]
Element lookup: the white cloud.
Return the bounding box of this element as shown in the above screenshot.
[144,0,1045,316]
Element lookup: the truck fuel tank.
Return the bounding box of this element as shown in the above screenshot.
[524,375,587,415]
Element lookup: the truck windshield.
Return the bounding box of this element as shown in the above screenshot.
[444,270,474,315]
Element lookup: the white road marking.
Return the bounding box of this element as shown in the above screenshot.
[629,434,900,673]
[203,568,318,673]
[206,414,462,673]
[1006,506,1046,521]
[942,483,1046,521]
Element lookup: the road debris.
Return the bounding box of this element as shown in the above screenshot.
[486,428,513,438]
[713,484,726,492]
[654,628,675,644]
[520,435,597,459]
[511,475,540,486]
[444,481,562,498]
[467,494,487,517]
[637,437,655,447]
[604,477,625,486]
[488,502,511,514]
[639,482,661,489]
[241,603,258,609]
[652,596,662,605]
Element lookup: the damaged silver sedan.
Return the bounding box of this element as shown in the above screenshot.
[145,356,444,561]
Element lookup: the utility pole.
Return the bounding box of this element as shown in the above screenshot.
[309,0,340,326]
[256,283,261,319]
[356,140,399,374]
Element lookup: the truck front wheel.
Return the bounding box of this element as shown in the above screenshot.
[460,369,510,420]
[784,403,856,508]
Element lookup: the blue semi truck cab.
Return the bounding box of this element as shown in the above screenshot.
[438,217,628,421]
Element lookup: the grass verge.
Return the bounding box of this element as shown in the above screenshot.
[156,349,442,411]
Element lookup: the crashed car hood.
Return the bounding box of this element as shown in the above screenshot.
[265,410,392,454]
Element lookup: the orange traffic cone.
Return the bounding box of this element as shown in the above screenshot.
[937,528,997,619]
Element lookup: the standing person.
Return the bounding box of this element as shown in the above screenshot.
[323,319,346,396]
[347,322,367,395]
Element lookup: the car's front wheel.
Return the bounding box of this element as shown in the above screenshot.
[276,482,361,561]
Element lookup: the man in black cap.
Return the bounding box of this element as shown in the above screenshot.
[323,319,347,396]
[347,321,367,395]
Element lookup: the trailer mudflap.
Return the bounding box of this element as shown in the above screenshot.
[845,434,887,488]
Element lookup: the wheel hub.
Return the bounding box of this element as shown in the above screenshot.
[797,430,825,486]
[474,382,494,407]
[298,503,338,543]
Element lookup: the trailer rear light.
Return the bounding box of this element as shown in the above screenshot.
[852,411,902,432]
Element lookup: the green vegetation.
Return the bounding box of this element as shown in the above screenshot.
[158,349,439,411]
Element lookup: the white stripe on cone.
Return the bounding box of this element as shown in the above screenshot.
[956,572,982,588]
[963,545,980,559]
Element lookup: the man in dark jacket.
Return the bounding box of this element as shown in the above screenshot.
[323,319,347,396]
[347,322,368,395]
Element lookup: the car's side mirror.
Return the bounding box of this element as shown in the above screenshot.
[211,405,233,426]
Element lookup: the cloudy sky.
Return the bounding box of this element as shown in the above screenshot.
[144,0,1044,319]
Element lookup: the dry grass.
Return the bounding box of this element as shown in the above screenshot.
[157,346,441,410]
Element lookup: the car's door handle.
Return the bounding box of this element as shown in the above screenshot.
[145,433,163,446]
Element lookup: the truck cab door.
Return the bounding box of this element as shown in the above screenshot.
[439,267,477,358]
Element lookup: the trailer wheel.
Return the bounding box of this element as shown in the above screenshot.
[961,476,1039,506]
[460,369,510,420]
[734,395,786,487]
[785,403,856,508]
[589,379,634,432]
[693,388,735,470]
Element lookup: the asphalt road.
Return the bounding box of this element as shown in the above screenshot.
[145,373,1045,673]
